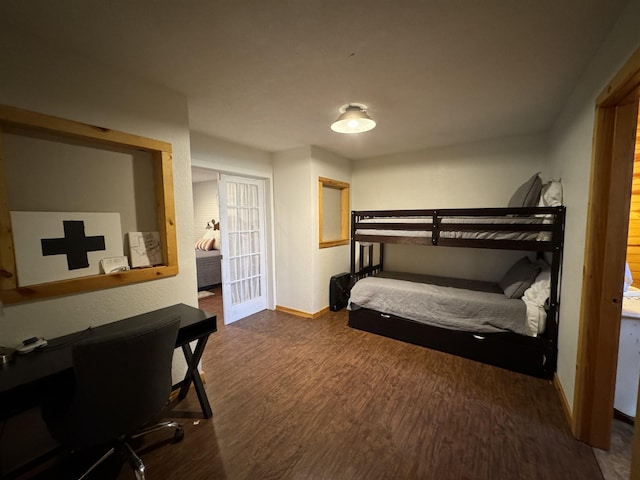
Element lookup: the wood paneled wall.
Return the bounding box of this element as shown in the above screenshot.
[626,112,640,286]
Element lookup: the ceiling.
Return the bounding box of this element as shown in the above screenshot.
[1,1,630,160]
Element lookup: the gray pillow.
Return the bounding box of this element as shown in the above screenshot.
[508,173,543,208]
[499,257,541,299]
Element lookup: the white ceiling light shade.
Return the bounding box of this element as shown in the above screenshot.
[330,103,376,134]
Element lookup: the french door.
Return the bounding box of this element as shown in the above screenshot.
[218,174,267,324]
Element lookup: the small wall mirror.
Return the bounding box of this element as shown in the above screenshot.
[0,104,178,304]
[318,177,349,248]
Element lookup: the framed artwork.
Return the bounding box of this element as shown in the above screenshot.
[126,231,162,268]
[0,104,178,304]
[10,211,123,287]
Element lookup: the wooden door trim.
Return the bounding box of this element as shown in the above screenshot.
[574,47,640,451]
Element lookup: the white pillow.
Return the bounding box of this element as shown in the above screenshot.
[195,229,217,250]
[213,230,221,250]
[521,298,547,336]
[523,268,550,306]
[195,237,215,251]
[538,181,563,207]
[202,229,216,240]
[521,262,552,335]
[535,180,563,241]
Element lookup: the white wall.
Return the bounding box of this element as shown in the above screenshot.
[193,180,220,244]
[191,131,273,178]
[311,147,352,313]
[548,0,640,411]
[0,26,196,372]
[4,134,158,236]
[273,147,315,313]
[352,133,549,282]
[0,25,199,472]
[272,146,352,315]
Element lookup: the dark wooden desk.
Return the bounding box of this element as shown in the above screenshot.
[0,303,216,419]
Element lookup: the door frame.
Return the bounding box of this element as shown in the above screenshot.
[573,47,640,453]
[190,163,276,313]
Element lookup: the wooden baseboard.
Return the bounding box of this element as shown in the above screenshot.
[276,305,330,319]
[553,373,573,430]
[313,307,330,318]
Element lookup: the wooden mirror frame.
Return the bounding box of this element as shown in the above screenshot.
[0,105,178,304]
[318,176,349,248]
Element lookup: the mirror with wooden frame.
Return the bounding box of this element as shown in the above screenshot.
[0,105,178,304]
[318,176,349,248]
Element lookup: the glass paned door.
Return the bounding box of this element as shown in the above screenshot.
[219,175,267,324]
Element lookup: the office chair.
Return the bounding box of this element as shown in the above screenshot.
[41,315,184,480]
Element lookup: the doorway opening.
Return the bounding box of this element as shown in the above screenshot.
[192,168,224,320]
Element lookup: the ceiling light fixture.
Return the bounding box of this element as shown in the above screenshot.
[330,103,376,134]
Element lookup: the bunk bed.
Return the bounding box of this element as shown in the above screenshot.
[347,205,565,379]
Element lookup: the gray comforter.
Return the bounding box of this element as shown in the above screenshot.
[347,272,529,335]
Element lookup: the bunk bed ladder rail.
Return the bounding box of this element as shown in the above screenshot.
[432,210,440,245]
[543,206,566,374]
[351,211,384,280]
[350,211,356,275]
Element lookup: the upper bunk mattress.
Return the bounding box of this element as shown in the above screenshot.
[347,273,530,336]
[355,215,549,241]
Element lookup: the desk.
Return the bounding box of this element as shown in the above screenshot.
[0,303,216,419]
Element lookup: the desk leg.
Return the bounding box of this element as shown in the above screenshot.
[179,336,213,418]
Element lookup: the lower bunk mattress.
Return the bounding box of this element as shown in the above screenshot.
[347,272,554,378]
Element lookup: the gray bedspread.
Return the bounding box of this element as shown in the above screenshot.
[196,249,222,289]
[347,272,529,335]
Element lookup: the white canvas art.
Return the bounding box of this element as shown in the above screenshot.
[10,211,123,286]
[126,231,162,268]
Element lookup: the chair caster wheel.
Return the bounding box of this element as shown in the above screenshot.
[174,427,184,442]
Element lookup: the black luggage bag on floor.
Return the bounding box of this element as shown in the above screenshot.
[330,272,352,311]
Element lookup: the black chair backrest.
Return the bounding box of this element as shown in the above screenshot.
[54,314,180,447]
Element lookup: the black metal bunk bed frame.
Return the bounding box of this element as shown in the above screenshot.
[348,206,566,379]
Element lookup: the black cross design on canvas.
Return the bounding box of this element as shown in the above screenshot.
[41,220,106,270]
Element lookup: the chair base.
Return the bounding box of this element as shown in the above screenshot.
[77,421,183,480]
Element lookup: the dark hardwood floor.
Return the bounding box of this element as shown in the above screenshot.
[22,287,604,479]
